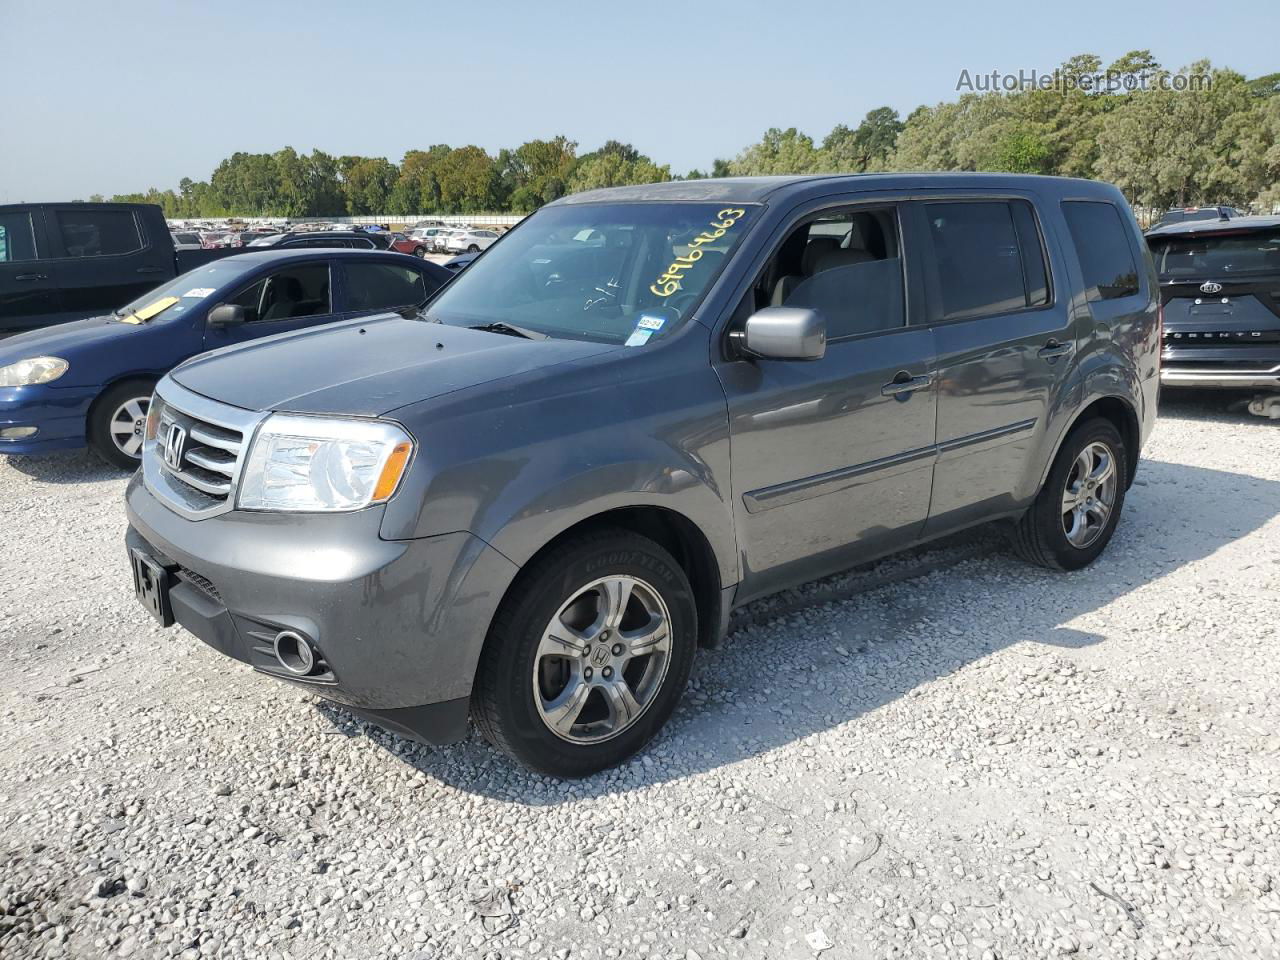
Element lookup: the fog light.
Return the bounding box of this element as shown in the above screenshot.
[0,426,37,440]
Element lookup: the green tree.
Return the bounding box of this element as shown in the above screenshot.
[729,128,823,176]
[342,157,398,214]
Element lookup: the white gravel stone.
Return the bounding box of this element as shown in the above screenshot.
[1,397,1279,959]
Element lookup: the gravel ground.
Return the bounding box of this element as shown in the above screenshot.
[2,394,1278,960]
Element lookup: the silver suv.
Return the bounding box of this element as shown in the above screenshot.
[125,174,1160,776]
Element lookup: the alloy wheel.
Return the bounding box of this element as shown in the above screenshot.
[532,576,672,744]
[1061,440,1117,549]
[108,396,150,459]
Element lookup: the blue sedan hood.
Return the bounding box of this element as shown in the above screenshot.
[0,315,170,385]
[169,313,616,417]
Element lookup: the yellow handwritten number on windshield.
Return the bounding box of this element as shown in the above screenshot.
[649,209,746,298]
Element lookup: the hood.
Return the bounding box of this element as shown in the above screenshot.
[169,313,616,417]
[0,315,140,369]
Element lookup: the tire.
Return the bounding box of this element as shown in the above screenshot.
[472,529,697,777]
[1012,418,1127,571]
[88,379,157,470]
[413,246,427,258]
[467,244,480,253]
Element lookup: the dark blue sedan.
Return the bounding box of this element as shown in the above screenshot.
[0,250,449,467]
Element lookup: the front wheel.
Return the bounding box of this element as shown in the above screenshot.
[88,379,156,470]
[472,529,697,777]
[1012,418,1127,570]
[413,246,427,258]
[467,244,480,253]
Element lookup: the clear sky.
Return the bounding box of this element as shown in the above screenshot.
[1,0,1276,202]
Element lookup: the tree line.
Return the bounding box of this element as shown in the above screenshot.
[98,52,1280,219]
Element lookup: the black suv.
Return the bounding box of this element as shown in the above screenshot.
[1146,215,1280,394]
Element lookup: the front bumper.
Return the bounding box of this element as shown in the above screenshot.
[124,473,520,744]
[0,383,96,455]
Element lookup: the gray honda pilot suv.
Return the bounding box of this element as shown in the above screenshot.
[125,174,1160,776]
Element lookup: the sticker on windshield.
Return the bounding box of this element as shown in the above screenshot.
[120,296,180,324]
[636,315,666,332]
[625,329,654,347]
[649,208,747,298]
[182,287,215,299]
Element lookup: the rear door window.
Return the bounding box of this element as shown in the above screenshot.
[1061,201,1140,300]
[923,200,1049,320]
[52,209,144,258]
[0,212,38,262]
[344,262,432,311]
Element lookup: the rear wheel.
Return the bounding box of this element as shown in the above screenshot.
[467,244,480,253]
[88,379,156,470]
[472,529,697,777]
[1012,418,1126,570]
[413,246,428,258]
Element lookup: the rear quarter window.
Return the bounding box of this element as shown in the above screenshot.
[1061,201,1140,300]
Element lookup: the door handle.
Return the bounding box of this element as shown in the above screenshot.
[1038,339,1073,361]
[135,266,166,274]
[15,273,48,281]
[881,372,933,397]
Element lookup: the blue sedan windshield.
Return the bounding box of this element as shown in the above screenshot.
[425,202,757,344]
[114,260,256,322]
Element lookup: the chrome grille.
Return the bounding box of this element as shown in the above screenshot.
[143,378,267,519]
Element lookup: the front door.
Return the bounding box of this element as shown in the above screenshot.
[910,197,1077,536]
[203,262,339,349]
[714,203,938,602]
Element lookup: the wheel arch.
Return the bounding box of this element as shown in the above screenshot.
[84,373,161,442]
[1042,393,1140,491]
[498,505,728,650]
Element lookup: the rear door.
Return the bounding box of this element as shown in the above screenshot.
[202,261,340,350]
[45,205,172,321]
[0,206,60,332]
[911,196,1076,535]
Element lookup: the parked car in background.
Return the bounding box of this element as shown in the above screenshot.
[0,202,240,334]
[201,231,237,249]
[406,227,448,256]
[170,231,203,251]
[444,228,499,253]
[442,251,479,271]
[123,173,1158,776]
[1146,215,1280,397]
[247,231,391,250]
[0,250,448,467]
[1150,206,1242,229]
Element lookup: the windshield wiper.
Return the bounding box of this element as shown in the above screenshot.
[469,321,548,341]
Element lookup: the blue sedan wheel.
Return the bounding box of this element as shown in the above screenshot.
[88,379,157,470]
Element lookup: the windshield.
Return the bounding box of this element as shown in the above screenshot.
[425,202,756,344]
[1149,227,1280,279]
[113,260,256,321]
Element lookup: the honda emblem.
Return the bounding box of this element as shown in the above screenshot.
[1199,281,1223,295]
[164,423,186,469]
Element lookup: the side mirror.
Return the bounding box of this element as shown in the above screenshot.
[207,303,245,327]
[739,306,826,361]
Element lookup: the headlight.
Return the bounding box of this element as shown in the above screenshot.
[0,356,69,387]
[237,414,414,512]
